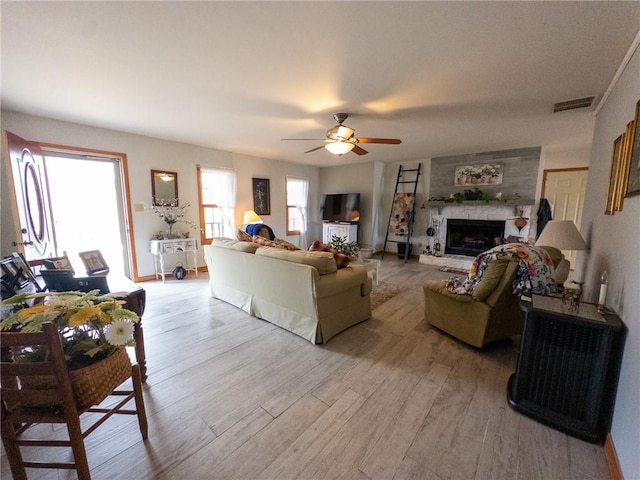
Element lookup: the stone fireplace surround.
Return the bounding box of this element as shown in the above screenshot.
[420,203,533,270]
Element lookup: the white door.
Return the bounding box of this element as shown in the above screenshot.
[4,131,57,260]
[5,131,132,277]
[542,168,588,265]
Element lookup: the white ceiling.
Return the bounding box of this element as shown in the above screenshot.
[2,2,639,167]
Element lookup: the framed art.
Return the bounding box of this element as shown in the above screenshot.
[454,163,503,186]
[605,134,625,215]
[625,99,640,197]
[43,255,75,274]
[252,178,270,216]
[78,250,109,275]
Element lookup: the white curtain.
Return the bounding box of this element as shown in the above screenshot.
[201,167,236,238]
[287,176,309,248]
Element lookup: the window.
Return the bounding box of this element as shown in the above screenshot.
[286,177,309,246]
[197,166,236,245]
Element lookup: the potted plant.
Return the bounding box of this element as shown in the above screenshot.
[328,235,359,259]
[1,290,140,408]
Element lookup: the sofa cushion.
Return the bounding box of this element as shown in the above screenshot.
[252,235,276,247]
[213,237,259,253]
[274,237,301,251]
[471,257,511,302]
[255,246,338,275]
[308,240,351,269]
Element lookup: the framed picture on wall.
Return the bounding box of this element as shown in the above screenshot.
[625,99,640,197]
[252,178,270,216]
[605,134,625,215]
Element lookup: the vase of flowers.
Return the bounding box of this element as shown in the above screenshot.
[1,290,140,408]
[149,199,199,239]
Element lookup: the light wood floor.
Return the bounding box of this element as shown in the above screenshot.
[1,256,610,480]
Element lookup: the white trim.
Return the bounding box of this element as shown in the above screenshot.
[594,28,640,116]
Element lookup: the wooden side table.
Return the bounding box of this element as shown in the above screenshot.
[507,294,624,443]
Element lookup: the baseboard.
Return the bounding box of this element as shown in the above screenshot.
[135,266,207,283]
[605,433,624,480]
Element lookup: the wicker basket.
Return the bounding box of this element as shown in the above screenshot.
[21,347,132,410]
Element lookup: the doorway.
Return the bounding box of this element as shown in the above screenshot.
[42,151,130,277]
[541,167,588,266]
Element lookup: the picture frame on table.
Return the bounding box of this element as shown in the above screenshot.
[78,250,110,275]
[43,255,75,274]
[252,178,271,216]
[624,99,640,198]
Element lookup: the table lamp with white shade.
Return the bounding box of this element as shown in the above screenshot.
[535,220,588,285]
[243,210,263,225]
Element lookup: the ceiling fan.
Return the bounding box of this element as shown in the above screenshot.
[281,113,402,155]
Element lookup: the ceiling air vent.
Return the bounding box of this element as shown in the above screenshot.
[553,96,596,113]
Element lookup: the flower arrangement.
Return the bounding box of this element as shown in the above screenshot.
[149,199,199,239]
[1,290,139,370]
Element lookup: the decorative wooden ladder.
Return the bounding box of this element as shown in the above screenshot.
[382,164,422,263]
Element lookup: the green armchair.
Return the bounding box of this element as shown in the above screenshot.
[423,246,563,348]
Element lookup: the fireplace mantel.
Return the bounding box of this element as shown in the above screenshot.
[425,199,535,215]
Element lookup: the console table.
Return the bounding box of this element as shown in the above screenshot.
[322,223,358,244]
[150,239,198,282]
[507,295,624,443]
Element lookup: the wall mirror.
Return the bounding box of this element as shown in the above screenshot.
[151,170,178,206]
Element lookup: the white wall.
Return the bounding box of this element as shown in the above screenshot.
[1,110,320,279]
[319,162,375,247]
[581,43,640,479]
[543,146,591,170]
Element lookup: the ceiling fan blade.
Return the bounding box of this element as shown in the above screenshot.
[352,145,368,155]
[355,137,402,144]
[281,138,327,141]
[304,145,326,154]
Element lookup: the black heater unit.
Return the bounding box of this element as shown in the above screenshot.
[508,295,624,443]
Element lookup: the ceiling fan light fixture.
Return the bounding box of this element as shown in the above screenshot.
[325,141,355,155]
[327,125,355,141]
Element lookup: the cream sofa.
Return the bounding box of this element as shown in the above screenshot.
[203,238,372,344]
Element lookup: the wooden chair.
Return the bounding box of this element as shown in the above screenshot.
[1,323,148,480]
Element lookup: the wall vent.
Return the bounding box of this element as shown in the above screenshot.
[553,96,596,113]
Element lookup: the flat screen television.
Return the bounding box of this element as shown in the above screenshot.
[320,193,360,223]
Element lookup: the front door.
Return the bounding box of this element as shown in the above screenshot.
[4,131,57,260]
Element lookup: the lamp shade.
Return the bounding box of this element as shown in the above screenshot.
[243,210,263,224]
[535,220,588,251]
[325,141,355,155]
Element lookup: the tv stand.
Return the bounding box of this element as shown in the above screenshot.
[322,223,357,244]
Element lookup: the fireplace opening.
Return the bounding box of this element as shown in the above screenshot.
[445,219,505,257]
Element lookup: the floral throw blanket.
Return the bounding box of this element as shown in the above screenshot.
[447,243,556,296]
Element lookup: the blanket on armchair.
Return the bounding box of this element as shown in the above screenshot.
[448,243,556,296]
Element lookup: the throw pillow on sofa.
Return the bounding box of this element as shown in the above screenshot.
[237,229,253,242]
[309,240,351,269]
[252,235,276,247]
[274,238,301,251]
